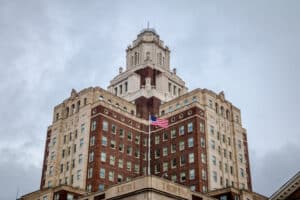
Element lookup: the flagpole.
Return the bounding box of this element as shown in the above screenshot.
[148,114,151,176]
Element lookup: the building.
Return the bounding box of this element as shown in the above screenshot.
[23,28,253,199]
[270,171,300,200]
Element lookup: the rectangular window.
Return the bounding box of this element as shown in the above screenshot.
[118,159,123,168]
[77,170,81,180]
[100,168,105,179]
[163,162,168,172]
[102,136,107,146]
[213,171,218,182]
[238,140,242,149]
[91,121,97,131]
[171,129,176,138]
[155,135,160,144]
[127,146,132,156]
[240,168,244,177]
[212,155,216,165]
[78,154,83,164]
[189,169,195,180]
[180,155,186,166]
[126,162,131,171]
[187,122,193,133]
[179,141,185,151]
[109,171,114,181]
[171,143,176,153]
[163,132,168,141]
[135,135,140,144]
[171,175,177,182]
[110,140,116,149]
[155,164,160,174]
[189,153,194,163]
[119,144,124,152]
[155,149,160,159]
[90,136,95,146]
[200,122,205,133]
[239,154,243,163]
[188,137,194,147]
[134,164,140,174]
[127,132,132,141]
[200,137,205,147]
[211,140,215,150]
[119,128,124,138]
[202,169,207,180]
[101,152,106,162]
[81,123,85,133]
[134,150,140,158]
[179,125,185,135]
[102,121,108,131]
[111,124,116,134]
[89,152,94,163]
[88,168,93,179]
[171,158,177,168]
[109,155,115,166]
[210,125,214,135]
[222,134,226,143]
[224,149,227,158]
[163,147,168,156]
[180,172,186,182]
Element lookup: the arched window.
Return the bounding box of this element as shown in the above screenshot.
[77,101,80,112]
[66,107,69,117]
[215,103,219,113]
[220,106,224,116]
[226,110,230,120]
[134,52,138,65]
[71,104,75,114]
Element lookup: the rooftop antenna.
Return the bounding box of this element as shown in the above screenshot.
[147,21,150,29]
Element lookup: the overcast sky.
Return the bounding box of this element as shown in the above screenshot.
[0,0,299,199]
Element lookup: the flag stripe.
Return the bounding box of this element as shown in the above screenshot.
[150,115,169,128]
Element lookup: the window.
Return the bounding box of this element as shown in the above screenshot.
[66,162,69,171]
[127,146,132,156]
[213,171,218,182]
[171,129,176,138]
[180,155,186,166]
[102,136,107,146]
[90,136,95,146]
[78,154,83,164]
[127,162,131,171]
[180,172,186,182]
[89,152,94,162]
[110,140,116,149]
[49,166,53,176]
[163,132,168,141]
[240,168,244,177]
[189,153,194,163]
[135,135,140,144]
[200,137,205,147]
[134,164,140,174]
[88,168,93,179]
[52,137,56,146]
[87,184,92,192]
[239,154,243,163]
[229,151,232,160]
[155,164,160,174]
[171,175,177,182]
[51,151,55,160]
[80,138,84,147]
[210,125,214,135]
[224,149,227,158]
[101,152,106,162]
[179,141,185,151]
[225,163,228,173]
[163,147,168,156]
[127,132,132,141]
[200,122,205,132]
[155,135,160,144]
[117,175,123,183]
[111,124,116,134]
[189,169,195,180]
[100,168,105,178]
[63,135,66,144]
[230,166,234,175]
[102,121,108,131]
[171,143,176,153]
[134,150,140,158]
[212,155,216,165]
[222,134,226,143]
[125,82,128,92]
[119,128,124,137]
[220,195,227,200]
[155,149,160,158]
[109,171,114,181]
[202,169,207,180]
[91,121,97,131]
[81,123,85,133]
[171,158,177,168]
[201,153,206,163]
[187,122,193,133]
[168,83,171,92]
[228,137,231,145]
[119,144,124,152]
[188,137,194,147]
[118,159,123,168]
[77,170,81,180]
[109,155,115,165]
[211,140,215,150]
[238,139,242,149]
[179,125,185,135]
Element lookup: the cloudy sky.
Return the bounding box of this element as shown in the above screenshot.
[0,0,299,199]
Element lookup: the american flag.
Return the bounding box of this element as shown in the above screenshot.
[150,115,169,128]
